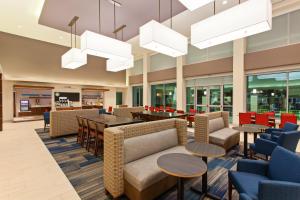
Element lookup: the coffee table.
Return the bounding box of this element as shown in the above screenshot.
[157,153,207,200]
[185,142,226,200]
[233,124,269,158]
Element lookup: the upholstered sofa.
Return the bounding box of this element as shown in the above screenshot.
[50,109,99,137]
[195,111,240,150]
[103,118,188,200]
[113,106,144,119]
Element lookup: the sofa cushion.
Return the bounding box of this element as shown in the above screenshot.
[124,128,178,164]
[124,146,190,191]
[209,118,225,133]
[209,128,240,146]
[268,146,300,183]
[229,171,269,200]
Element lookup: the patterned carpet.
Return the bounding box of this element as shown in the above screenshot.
[35,128,240,200]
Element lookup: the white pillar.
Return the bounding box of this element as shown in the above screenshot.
[143,54,150,106]
[233,38,247,125]
[176,56,185,111]
[125,69,132,107]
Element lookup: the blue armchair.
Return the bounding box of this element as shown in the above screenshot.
[260,122,299,142]
[250,131,300,160]
[228,146,300,200]
[43,112,50,131]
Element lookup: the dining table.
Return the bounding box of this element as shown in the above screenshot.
[134,111,187,121]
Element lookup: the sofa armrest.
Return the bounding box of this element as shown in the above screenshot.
[237,159,268,176]
[104,127,125,198]
[259,180,300,200]
[265,128,283,134]
[253,138,278,156]
[239,193,252,200]
[194,114,209,143]
[175,119,188,145]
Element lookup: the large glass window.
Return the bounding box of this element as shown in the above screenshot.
[223,84,233,122]
[247,73,287,117]
[151,83,176,108]
[288,72,300,118]
[132,86,143,107]
[186,87,195,111]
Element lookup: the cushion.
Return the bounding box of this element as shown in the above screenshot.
[124,128,178,164]
[209,118,225,133]
[124,146,191,191]
[268,146,300,183]
[229,171,269,200]
[209,128,240,146]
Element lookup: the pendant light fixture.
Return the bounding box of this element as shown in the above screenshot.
[191,0,272,49]
[139,0,187,57]
[61,16,87,69]
[80,0,132,62]
[178,0,214,11]
[106,1,134,72]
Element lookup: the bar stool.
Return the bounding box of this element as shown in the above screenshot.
[95,123,104,156]
[81,118,89,147]
[76,116,84,144]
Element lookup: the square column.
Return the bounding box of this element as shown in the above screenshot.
[125,69,132,107]
[233,38,246,125]
[143,54,150,106]
[176,56,185,111]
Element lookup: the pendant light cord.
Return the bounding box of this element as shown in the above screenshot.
[70,25,73,48]
[214,1,216,15]
[99,0,101,33]
[114,1,116,38]
[75,21,77,48]
[158,0,161,22]
[170,0,173,29]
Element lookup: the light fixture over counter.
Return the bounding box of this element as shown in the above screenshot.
[178,0,214,11]
[191,0,272,49]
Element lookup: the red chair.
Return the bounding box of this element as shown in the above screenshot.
[145,105,149,111]
[155,107,160,112]
[108,106,113,113]
[264,111,276,127]
[279,113,297,128]
[239,113,252,126]
[165,106,171,112]
[159,106,164,112]
[187,109,197,127]
[169,109,175,113]
[149,106,155,112]
[255,113,271,127]
[177,110,184,114]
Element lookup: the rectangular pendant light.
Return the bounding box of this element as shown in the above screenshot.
[61,48,87,69]
[81,30,132,61]
[139,20,188,57]
[191,0,272,49]
[178,0,214,11]
[106,55,134,72]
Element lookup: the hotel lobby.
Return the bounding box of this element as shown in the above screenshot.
[1,0,300,200]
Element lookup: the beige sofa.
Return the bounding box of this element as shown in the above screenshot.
[50,109,99,137]
[104,119,188,200]
[195,111,240,150]
[113,106,144,119]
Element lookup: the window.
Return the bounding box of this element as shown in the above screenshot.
[223,84,233,122]
[132,86,143,107]
[186,87,195,111]
[288,72,300,118]
[116,92,123,105]
[151,83,176,108]
[247,73,287,117]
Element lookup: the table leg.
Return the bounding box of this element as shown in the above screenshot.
[177,177,184,200]
[244,132,248,158]
[254,133,258,142]
[202,157,208,194]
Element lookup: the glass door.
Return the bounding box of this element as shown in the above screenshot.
[208,86,221,112]
[132,86,143,107]
[196,87,208,112]
[223,84,233,122]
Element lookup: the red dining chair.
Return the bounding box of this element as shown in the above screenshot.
[255,113,271,127]
[149,106,155,112]
[264,111,276,127]
[169,109,175,113]
[165,106,171,112]
[108,106,113,113]
[145,105,149,111]
[176,110,185,119]
[187,109,197,127]
[239,113,253,126]
[279,113,297,128]
[159,106,164,112]
[155,107,160,112]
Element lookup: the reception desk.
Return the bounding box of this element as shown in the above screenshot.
[18,105,51,117]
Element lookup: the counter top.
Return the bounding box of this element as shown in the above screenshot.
[30,105,52,108]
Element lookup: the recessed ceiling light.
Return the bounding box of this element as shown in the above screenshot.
[222,0,228,5]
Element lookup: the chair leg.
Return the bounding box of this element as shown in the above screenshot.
[228,178,232,200]
[265,155,268,161]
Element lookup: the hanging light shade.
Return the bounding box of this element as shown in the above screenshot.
[139,20,188,57]
[81,30,132,61]
[106,55,134,72]
[191,0,272,49]
[62,48,87,69]
[178,0,214,11]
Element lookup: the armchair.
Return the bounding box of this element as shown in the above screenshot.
[260,122,299,141]
[228,146,300,200]
[43,112,50,131]
[250,131,300,159]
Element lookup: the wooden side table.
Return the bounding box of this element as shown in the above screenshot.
[157,153,207,200]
